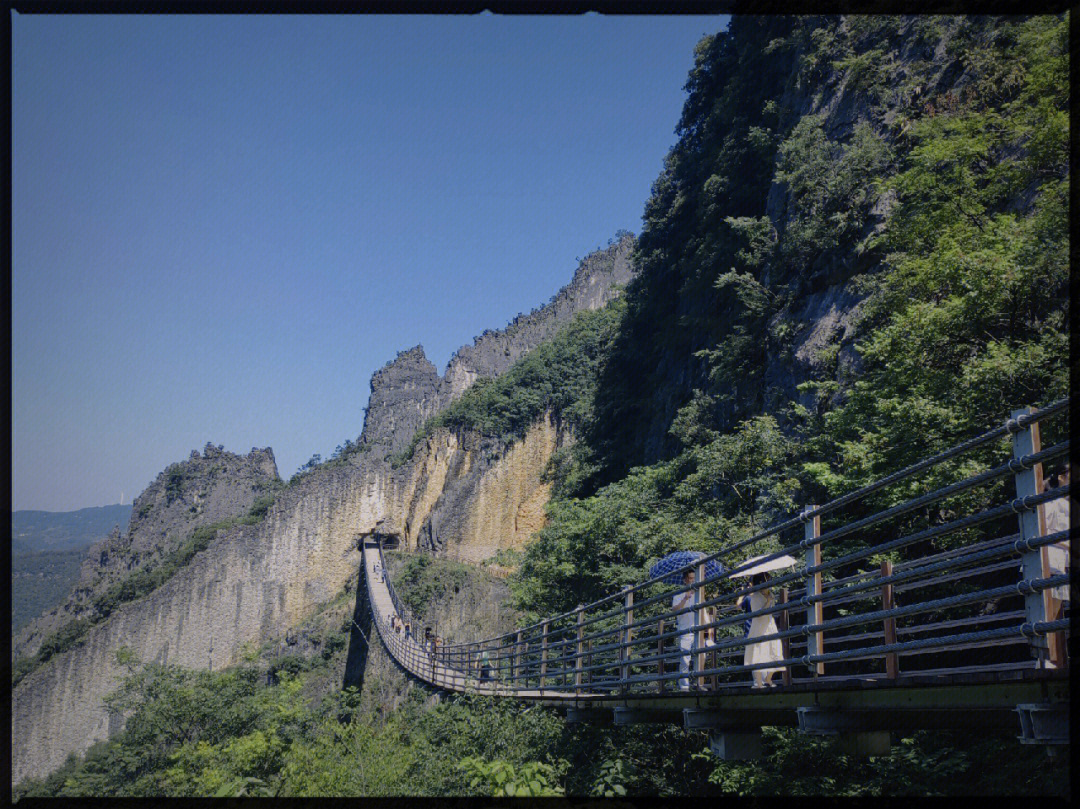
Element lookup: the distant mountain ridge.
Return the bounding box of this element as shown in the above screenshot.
[11,505,133,556]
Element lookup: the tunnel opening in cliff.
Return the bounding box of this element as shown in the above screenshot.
[366,531,402,550]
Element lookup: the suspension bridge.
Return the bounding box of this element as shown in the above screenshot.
[361,401,1071,759]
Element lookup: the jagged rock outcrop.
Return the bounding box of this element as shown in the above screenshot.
[440,236,635,400]
[13,444,279,661]
[356,236,635,462]
[358,347,442,457]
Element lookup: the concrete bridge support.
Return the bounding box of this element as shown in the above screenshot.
[797,707,892,757]
[1015,703,1070,757]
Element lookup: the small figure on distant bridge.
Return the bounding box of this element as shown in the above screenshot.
[480,650,494,682]
[739,572,783,688]
[374,561,383,583]
[672,570,698,691]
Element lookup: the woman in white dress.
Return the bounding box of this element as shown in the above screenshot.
[1042,466,1070,603]
[738,572,783,688]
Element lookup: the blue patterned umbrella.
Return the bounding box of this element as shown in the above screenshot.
[649,551,725,585]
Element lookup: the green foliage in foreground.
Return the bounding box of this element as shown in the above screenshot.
[12,495,278,688]
[391,300,625,466]
[457,757,565,796]
[13,652,1066,799]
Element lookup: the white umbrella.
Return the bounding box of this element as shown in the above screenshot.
[730,553,799,578]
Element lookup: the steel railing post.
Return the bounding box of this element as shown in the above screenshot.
[574,605,585,695]
[621,585,633,694]
[518,630,527,686]
[1010,407,1062,667]
[881,559,899,678]
[696,561,707,690]
[803,505,825,677]
[778,587,792,687]
[539,620,549,692]
[657,618,666,693]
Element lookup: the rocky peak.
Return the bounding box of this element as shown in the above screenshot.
[13,444,281,660]
[359,346,442,457]
[439,235,635,403]
[354,236,637,460]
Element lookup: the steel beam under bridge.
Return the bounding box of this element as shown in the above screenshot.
[558,673,1067,733]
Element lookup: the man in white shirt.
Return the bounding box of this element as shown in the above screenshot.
[672,570,698,690]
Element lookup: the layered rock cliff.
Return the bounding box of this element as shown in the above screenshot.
[13,444,279,661]
[358,234,635,458]
[12,240,630,785]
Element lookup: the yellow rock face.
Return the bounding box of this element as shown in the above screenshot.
[455,415,562,563]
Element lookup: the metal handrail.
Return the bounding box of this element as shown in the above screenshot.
[365,398,1071,696]
[441,435,1069,652]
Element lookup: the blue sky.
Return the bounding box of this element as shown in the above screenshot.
[12,13,729,512]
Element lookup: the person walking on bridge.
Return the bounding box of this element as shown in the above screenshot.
[672,570,698,691]
[1042,465,1071,604]
[738,572,783,688]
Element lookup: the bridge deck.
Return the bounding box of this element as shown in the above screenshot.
[363,542,1067,721]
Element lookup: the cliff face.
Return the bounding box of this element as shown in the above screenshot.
[409,413,568,562]
[592,16,996,479]
[13,444,279,661]
[13,242,627,785]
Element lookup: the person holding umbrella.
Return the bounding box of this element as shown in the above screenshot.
[650,551,725,691]
[731,553,797,688]
[737,572,783,688]
[672,570,698,691]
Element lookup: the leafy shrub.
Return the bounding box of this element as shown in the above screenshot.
[457,757,565,796]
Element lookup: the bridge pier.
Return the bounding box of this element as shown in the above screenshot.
[708,731,764,760]
[797,707,891,756]
[1015,703,1069,756]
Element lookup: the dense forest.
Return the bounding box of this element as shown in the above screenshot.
[14,14,1069,798]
